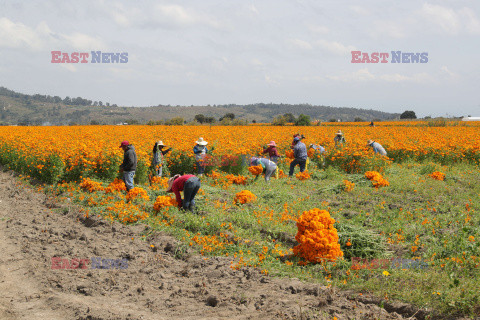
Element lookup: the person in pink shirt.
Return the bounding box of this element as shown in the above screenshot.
[166,174,201,211]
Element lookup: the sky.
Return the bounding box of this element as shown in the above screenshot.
[0,0,479,117]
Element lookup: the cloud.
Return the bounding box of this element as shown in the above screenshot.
[380,72,435,84]
[440,66,459,80]
[59,64,77,72]
[0,18,50,50]
[316,39,356,55]
[107,4,221,29]
[249,4,259,15]
[349,5,370,16]
[308,24,329,34]
[419,4,461,34]
[0,17,106,51]
[327,69,436,84]
[418,4,480,35]
[327,68,375,82]
[61,33,106,51]
[288,38,313,50]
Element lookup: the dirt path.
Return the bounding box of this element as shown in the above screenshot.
[0,168,429,320]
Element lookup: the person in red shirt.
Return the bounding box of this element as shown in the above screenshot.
[166,174,201,211]
[262,141,280,164]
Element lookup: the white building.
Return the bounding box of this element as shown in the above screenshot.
[461,117,480,121]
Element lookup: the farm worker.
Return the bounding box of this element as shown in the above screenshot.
[334,130,346,147]
[263,141,280,163]
[151,140,172,177]
[291,134,305,148]
[367,140,387,156]
[250,157,277,182]
[263,141,280,178]
[166,174,201,212]
[289,136,308,177]
[193,137,209,177]
[119,140,137,192]
[369,121,375,127]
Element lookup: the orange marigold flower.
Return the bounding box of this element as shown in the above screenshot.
[343,180,355,192]
[248,165,263,176]
[296,171,311,181]
[234,190,257,204]
[79,177,104,192]
[126,187,149,201]
[293,208,343,263]
[365,171,389,188]
[429,171,445,181]
[153,195,178,211]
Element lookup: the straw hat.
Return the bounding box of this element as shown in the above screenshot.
[268,141,276,147]
[336,130,343,136]
[195,137,208,145]
[166,174,181,192]
[157,140,164,146]
[367,139,374,145]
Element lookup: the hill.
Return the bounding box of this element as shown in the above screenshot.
[0,86,398,125]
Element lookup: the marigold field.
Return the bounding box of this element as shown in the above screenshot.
[1,122,480,318]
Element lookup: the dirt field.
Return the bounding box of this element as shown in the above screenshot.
[0,168,437,320]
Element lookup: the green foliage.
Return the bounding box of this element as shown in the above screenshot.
[165,117,184,125]
[165,151,196,176]
[134,159,149,184]
[400,110,417,119]
[336,223,388,259]
[295,114,311,126]
[272,115,287,126]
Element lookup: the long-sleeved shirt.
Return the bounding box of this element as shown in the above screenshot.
[120,145,137,171]
[370,142,387,156]
[293,141,308,160]
[171,174,195,207]
[262,146,279,158]
[253,158,277,170]
[193,145,208,161]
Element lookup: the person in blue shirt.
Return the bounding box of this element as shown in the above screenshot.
[289,137,308,177]
[367,139,387,156]
[193,137,209,177]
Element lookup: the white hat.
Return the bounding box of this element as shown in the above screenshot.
[157,140,164,146]
[195,137,208,145]
[166,174,181,192]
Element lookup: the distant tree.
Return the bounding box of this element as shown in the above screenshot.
[283,113,296,123]
[329,119,337,122]
[219,113,235,121]
[63,96,71,105]
[272,115,287,126]
[194,114,206,123]
[295,114,311,126]
[125,119,140,125]
[90,120,100,125]
[204,116,216,124]
[400,110,417,119]
[93,101,98,106]
[252,119,256,123]
[166,117,184,125]
[354,117,364,122]
[98,101,103,107]
[106,103,110,107]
